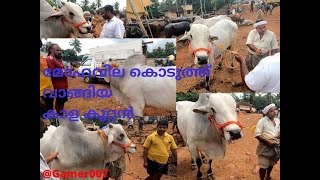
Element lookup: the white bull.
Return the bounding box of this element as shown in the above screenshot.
[178,19,238,91]
[40,0,91,38]
[193,15,231,28]
[40,117,136,180]
[177,93,243,179]
[108,54,176,118]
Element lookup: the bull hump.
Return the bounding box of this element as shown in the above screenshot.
[124,54,147,67]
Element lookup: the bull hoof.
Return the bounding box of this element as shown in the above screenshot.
[207,173,215,180]
[202,159,208,164]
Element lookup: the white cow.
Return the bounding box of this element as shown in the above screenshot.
[177,93,243,179]
[40,0,91,38]
[108,54,176,117]
[40,117,136,180]
[193,15,230,28]
[178,19,238,91]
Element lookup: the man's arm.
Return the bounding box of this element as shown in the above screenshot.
[233,52,253,91]
[247,44,263,55]
[171,149,177,163]
[256,135,275,147]
[143,147,149,168]
[270,33,279,55]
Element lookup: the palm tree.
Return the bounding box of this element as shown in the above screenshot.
[96,0,102,8]
[69,39,82,54]
[114,2,120,11]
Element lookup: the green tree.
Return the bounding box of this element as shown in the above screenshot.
[164,42,175,56]
[114,2,120,11]
[46,0,57,7]
[61,49,78,62]
[81,0,90,12]
[41,41,52,53]
[69,38,82,54]
[176,92,199,102]
[90,2,97,11]
[96,0,102,8]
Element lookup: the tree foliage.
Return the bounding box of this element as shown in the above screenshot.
[147,42,175,58]
[61,49,78,62]
[176,92,280,112]
[69,38,82,54]
[176,92,199,102]
[240,93,280,111]
[96,0,102,8]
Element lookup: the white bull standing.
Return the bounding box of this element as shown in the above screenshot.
[177,93,244,179]
[178,19,238,91]
[108,54,176,118]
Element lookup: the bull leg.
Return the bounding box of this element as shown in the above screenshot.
[207,159,215,180]
[188,145,203,179]
[191,159,197,170]
[196,157,203,180]
[199,151,208,164]
[205,76,210,91]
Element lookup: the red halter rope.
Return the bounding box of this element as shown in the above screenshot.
[61,16,87,30]
[98,130,133,152]
[188,41,214,58]
[208,115,244,134]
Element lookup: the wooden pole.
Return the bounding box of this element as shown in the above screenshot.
[128,0,149,37]
[200,0,203,17]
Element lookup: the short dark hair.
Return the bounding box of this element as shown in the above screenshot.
[157,119,168,127]
[47,43,58,56]
[103,5,114,14]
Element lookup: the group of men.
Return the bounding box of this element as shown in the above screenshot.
[232,19,279,93]
[83,5,125,38]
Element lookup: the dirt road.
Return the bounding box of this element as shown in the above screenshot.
[176,5,280,93]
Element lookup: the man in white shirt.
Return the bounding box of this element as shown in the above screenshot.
[254,103,280,180]
[246,20,279,71]
[233,52,280,93]
[127,117,134,130]
[99,5,125,38]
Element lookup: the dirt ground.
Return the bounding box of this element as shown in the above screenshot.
[122,122,178,180]
[64,77,171,116]
[176,4,280,93]
[177,111,280,180]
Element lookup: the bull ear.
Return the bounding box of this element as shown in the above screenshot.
[193,105,210,114]
[107,134,114,145]
[44,11,64,21]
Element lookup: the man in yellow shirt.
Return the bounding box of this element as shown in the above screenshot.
[143,120,177,180]
[40,39,54,117]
